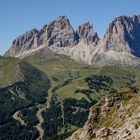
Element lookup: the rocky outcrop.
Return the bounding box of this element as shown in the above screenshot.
[67,92,140,140]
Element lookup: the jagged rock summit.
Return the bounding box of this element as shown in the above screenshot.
[103,15,140,56]
[76,22,99,45]
[5,16,77,57]
[90,15,140,66]
[5,15,140,66]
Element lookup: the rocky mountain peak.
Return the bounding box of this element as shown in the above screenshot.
[41,16,71,33]
[46,16,77,47]
[54,16,71,29]
[77,22,99,45]
[5,16,78,57]
[103,15,140,57]
[5,28,41,57]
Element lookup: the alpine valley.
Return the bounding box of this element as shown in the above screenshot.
[1,14,140,140]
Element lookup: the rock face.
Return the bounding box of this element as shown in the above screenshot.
[5,16,78,57]
[89,15,140,66]
[67,92,140,140]
[103,15,140,57]
[4,15,140,66]
[76,22,99,45]
[5,29,41,56]
[43,16,77,47]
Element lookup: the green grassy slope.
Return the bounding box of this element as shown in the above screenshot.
[0,49,140,140]
[0,56,50,139]
[23,48,140,139]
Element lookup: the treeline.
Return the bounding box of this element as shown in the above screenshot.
[85,75,116,93]
[42,102,63,138]
[21,107,39,126]
[0,120,38,140]
[42,97,92,139]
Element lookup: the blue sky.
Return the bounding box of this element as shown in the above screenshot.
[0,0,140,54]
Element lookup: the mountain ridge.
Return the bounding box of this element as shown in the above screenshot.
[4,14,140,66]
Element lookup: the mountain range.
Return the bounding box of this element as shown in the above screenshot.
[5,15,140,66]
[1,14,140,140]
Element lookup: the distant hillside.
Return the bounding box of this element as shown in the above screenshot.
[0,54,140,139]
